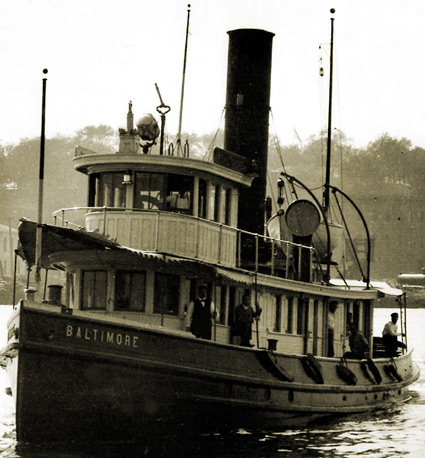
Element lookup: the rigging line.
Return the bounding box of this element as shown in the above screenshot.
[270,110,287,173]
[203,107,225,161]
[333,192,365,279]
[266,169,278,209]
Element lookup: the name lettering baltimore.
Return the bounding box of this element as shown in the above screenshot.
[66,325,139,348]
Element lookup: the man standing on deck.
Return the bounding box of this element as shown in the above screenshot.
[382,312,406,357]
[233,293,262,347]
[188,283,217,340]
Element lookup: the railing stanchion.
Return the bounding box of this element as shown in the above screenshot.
[155,210,160,251]
[286,242,290,279]
[255,234,259,273]
[237,230,241,268]
[218,224,222,264]
[298,244,302,281]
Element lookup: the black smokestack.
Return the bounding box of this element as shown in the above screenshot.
[224,29,274,235]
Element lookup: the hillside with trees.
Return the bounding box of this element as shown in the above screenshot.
[1,125,425,282]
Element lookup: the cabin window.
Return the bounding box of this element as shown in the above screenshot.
[198,179,207,218]
[274,295,282,332]
[286,296,294,333]
[353,300,360,330]
[97,173,126,208]
[115,271,146,311]
[313,299,319,355]
[214,185,220,222]
[134,172,166,210]
[154,273,180,315]
[363,300,371,337]
[165,174,193,214]
[67,272,75,309]
[88,174,97,207]
[296,298,304,335]
[81,270,107,310]
[225,188,232,225]
[219,285,227,325]
[227,286,236,327]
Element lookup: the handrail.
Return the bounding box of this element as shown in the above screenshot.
[52,206,321,282]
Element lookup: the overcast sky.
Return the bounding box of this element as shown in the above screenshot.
[1,0,425,148]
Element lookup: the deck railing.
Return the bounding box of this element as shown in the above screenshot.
[52,207,319,281]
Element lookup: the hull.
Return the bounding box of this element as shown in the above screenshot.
[1,302,420,443]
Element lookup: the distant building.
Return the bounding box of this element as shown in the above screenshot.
[0,223,26,278]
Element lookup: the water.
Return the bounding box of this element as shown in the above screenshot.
[1,306,424,457]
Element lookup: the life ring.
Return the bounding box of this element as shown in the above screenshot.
[301,353,324,384]
[336,359,357,385]
[363,358,382,385]
[256,350,294,382]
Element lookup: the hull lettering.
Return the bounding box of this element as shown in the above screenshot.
[65,324,139,348]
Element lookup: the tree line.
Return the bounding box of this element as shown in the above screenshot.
[1,125,425,279]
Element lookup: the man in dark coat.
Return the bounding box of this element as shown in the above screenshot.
[189,284,216,340]
[233,293,262,347]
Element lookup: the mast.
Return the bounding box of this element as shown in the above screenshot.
[176,4,191,157]
[35,68,48,286]
[323,8,335,216]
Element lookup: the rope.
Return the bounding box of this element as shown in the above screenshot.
[333,192,365,279]
[203,107,225,161]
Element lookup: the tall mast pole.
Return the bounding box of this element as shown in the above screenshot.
[324,8,335,216]
[176,4,191,157]
[35,69,48,285]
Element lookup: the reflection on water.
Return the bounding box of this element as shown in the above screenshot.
[1,307,424,457]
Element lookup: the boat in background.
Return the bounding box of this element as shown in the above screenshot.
[0,13,419,445]
[396,269,425,308]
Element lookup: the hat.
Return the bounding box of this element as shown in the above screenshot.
[391,312,399,317]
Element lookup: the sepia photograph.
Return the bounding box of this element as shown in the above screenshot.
[1,0,424,456]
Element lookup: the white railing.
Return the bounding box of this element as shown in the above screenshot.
[52,207,318,280]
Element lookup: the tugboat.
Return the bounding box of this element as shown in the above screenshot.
[0,22,419,444]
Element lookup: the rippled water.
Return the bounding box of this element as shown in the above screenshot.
[1,306,424,457]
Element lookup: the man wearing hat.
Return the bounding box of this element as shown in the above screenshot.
[382,312,406,357]
[188,283,217,340]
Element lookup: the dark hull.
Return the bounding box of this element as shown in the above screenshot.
[2,303,420,443]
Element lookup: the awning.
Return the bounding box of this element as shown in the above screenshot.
[17,219,120,268]
[215,267,254,285]
[329,279,403,297]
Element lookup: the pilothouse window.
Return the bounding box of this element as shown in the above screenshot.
[97,173,126,208]
[134,173,166,210]
[166,174,193,214]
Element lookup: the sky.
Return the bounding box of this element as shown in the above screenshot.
[1,0,425,148]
